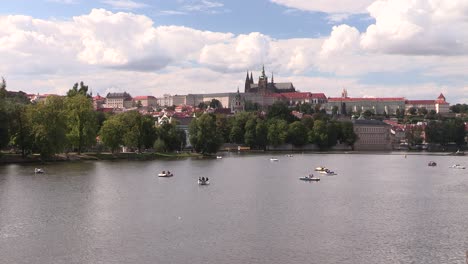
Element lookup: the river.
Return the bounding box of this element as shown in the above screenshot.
[1,153,468,264]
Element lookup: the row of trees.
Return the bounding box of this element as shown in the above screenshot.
[2,80,466,156]
[189,101,358,154]
[0,81,187,158]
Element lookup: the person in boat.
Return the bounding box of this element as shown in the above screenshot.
[167,171,171,175]
[201,177,205,182]
[206,177,209,182]
[162,170,165,174]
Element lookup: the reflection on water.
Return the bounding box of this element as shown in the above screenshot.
[1,153,468,264]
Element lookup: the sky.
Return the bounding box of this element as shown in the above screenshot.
[0,0,467,103]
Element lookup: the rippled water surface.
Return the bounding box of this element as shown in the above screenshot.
[1,153,468,264]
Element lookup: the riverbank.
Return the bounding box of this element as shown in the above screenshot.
[0,152,202,164]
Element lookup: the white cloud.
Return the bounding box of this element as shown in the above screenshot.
[361,0,468,55]
[0,7,466,103]
[101,0,147,10]
[270,0,374,14]
[181,0,225,14]
[157,10,187,16]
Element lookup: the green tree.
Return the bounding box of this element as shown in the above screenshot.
[0,77,6,99]
[267,119,288,146]
[362,109,374,118]
[267,101,296,123]
[331,105,339,116]
[189,113,223,154]
[447,118,466,147]
[28,96,67,159]
[156,121,186,152]
[299,103,314,115]
[100,116,125,153]
[418,107,428,116]
[408,107,417,115]
[229,112,251,143]
[255,119,268,150]
[198,102,208,110]
[244,117,257,148]
[209,99,222,109]
[67,81,91,98]
[245,100,260,112]
[118,111,156,152]
[0,99,9,149]
[65,94,98,154]
[339,121,358,148]
[309,119,328,149]
[8,103,32,157]
[287,121,308,146]
[425,121,447,145]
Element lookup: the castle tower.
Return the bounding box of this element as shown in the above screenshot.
[258,65,269,94]
[231,87,245,114]
[244,71,251,93]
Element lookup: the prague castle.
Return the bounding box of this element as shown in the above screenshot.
[244,66,296,94]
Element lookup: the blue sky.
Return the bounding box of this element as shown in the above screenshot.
[0,0,467,102]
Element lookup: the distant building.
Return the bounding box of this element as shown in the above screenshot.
[245,66,296,94]
[281,92,327,106]
[328,89,405,115]
[231,88,245,114]
[133,95,158,108]
[405,93,449,114]
[157,94,173,107]
[92,94,106,110]
[106,92,132,109]
[353,118,392,151]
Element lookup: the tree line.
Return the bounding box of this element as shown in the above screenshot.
[0,81,186,159]
[1,80,466,157]
[189,101,358,154]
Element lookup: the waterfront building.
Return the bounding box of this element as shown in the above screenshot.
[405,93,449,114]
[353,118,392,151]
[105,92,133,109]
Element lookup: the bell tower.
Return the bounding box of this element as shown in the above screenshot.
[258,65,268,94]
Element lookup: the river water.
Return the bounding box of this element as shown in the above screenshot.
[1,153,468,264]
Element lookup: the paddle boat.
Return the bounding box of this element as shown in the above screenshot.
[428,161,437,166]
[319,169,337,176]
[198,177,210,185]
[315,166,327,171]
[450,164,465,169]
[299,174,320,181]
[216,156,223,159]
[34,168,44,174]
[270,158,279,162]
[285,154,293,157]
[158,171,174,177]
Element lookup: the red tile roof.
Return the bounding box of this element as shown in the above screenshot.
[280,92,327,99]
[405,100,436,105]
[133,95,156,100]
[328,97,405,102]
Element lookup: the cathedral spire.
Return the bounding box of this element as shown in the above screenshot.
[261,65,266,77]
[245,71,249,82]
[250,72,253,84]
